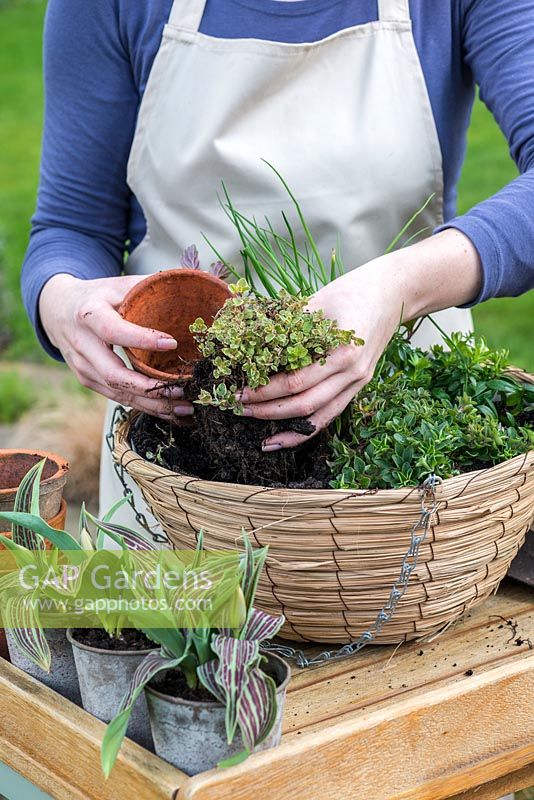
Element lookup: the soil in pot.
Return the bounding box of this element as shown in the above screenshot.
[68,628,156,751]
[145,654,290,776]
[72,628,153,651]
[0,453,57,490]
[132,359,332,488]
[0,449,69,520]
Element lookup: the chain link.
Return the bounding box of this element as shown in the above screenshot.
[260,474,442,668]
[108,408,442,666]
[105,406,170,545]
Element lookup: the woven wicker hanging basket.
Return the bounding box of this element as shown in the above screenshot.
[112,369,534,645]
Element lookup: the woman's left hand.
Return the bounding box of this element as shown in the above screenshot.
[240,259,403,451]
[239,229,482,451]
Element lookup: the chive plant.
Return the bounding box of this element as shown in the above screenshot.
[206,160,435,297]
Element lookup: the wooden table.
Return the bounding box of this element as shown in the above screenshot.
[0,579,533,800]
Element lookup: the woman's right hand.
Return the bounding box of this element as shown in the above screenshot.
[39,273,193,419]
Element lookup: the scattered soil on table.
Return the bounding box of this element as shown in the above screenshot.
[71,628,155,651]
[133,358,333,488]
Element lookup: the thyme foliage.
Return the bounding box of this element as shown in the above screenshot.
[190,280,361,411]
[329,332,534,489]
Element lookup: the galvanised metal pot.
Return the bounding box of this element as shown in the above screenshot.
[145,653,290,775]
[67,629,156,751]
[6,627,82,705]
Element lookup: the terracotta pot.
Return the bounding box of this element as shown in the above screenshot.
[0,449,69,521]
[0,498,67,542]
[119,269,231,381]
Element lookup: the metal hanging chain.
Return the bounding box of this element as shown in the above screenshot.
[260,474,442,668]
[107,408,442,666]
[105,405,170,544]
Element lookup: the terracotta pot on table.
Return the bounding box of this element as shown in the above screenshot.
[0,449,69,662]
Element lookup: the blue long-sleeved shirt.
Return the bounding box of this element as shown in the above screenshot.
[22,0,534,359]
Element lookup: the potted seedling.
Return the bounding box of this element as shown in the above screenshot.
[101,536,290,777]
[119,247,231,381]
[0,486,163,746]
[64,508,161,750]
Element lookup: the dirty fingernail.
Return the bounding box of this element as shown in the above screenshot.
[262,442,282,453]
[157,337,177,350]
[174,405,193,417]
[166,386,184,398]
[241,406,253,417]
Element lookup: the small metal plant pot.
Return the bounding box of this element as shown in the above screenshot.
[145,653,290,776]
[6,628,82,705]
[67,629,156,750]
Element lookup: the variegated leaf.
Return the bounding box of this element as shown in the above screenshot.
[210,634,259,743]
[88,513,158,551]
[180,244,200,270]
[197,657,225,704]
[12,460,46,551]
[240,534,268,615]
[4,594,51,672]
[0,512,84,563]
[242,608,285,642]
[237,665,277,749]
[101,646,189,778]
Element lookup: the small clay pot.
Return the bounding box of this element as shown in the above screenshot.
[0,497,67,542]
[0,449,69,521]
[119,269,231,381]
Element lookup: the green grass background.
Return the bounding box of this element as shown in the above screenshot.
[0,0,532,368]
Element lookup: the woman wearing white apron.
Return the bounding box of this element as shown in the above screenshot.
[28,0,534,528]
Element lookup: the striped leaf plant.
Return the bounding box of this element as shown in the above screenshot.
[0,462,158,666]
[101,535,285,778]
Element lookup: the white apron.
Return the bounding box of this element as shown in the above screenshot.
[100,0,472,529]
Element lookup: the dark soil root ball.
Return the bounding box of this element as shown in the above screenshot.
[131,359,332,488]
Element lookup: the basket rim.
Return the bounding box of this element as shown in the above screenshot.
[112,369,534,502]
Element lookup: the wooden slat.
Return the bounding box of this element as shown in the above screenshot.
[0,661,185,800]
[286,579,533,690]
[185,653,534,800]
[0,582,532,799]
[283,606,534,736]
[447,761,534,800]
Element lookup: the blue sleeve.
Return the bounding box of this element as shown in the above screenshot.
[21,0,139,360]
[440,0,534,304]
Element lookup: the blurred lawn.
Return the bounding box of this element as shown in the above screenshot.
[0,0,532,368]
